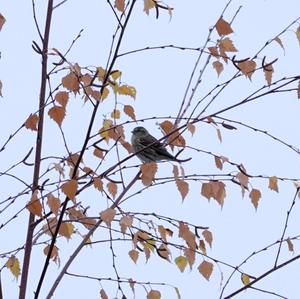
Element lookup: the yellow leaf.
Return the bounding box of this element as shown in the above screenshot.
[99,119,113,143]
[128,249,139,264]
[47,194,61,216]
[268,176,279,192]
[100,208,116,227]
[198,260,213,281]
[48,106,66,126]
[241,273,250,285]
[111,109,120,119]
[61,179,78,200]
[175,179,189,201]
[147,290,161,299]
[140,162,157,186]
[97,67,106,81]
[212,61,224,77]
[216,17,234,36]
[110,70,122,80]
[249,188,261,210]
[124,105,136,121]
[25,113,39,131]
[175,255,188,273]
[107,181,117,199]
[59,222,74,239]
[101,87,109,101]
[6,256,20,280]
[117,84,136,98]
[114,0,125,12]
[26,191,42,217]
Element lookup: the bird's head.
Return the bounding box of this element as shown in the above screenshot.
[132,126,148,136]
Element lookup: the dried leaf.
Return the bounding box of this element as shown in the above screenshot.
[216,17,233,36]
[47,194,61,216]
[297,80,300,99]
[264,64,274,86]
[0,79,2,97]
[241,273,250,285]
[157,244,170,261]
[175,179,189,201]
[199,239,206,255]
[238,60,256,80]
[99,119,113,143]
[26,191,42,217]
[43,245,59,263]
[201,181,226,207]
[0,13,6,31]
[100,208,116,227]
[184,248,195,269]
[120,215,133,233]
[59,222,74,239]
[175,255,188,273]
[144,0,156,15]
[129,249,139,264]
[219,38,238,52]
[111,109,120,119]
[25,113,39,131]
[173,164,179,178]
[274,37,284,51]
[62,72,79,93]
[124,105,136,121]
[55,91,69,107]
[93,177,103,192]
[187,123,196,136]
[117,84,136,98]
[48,106,66,126]
[6,256,20,280]
[61,179,78,200]
[287,238,294,252]
[208,46,219,57]
[198,260,213,281]
[268,176,279,192]
[202,230,213,248]
[179,222,197,250]
[147,290,161,299]
[140,162,157,186]
[100,289,109,299]
[212,61,224,77]
[214,156,223,170]
[296,26,300,45]
[107,181,117,198]
[114,0,125,12]
[249,188,261,210]
[93,148,104,159]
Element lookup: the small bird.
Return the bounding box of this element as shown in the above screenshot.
[131,126,191,163]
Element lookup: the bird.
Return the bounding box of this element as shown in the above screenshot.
[131,126,191,163]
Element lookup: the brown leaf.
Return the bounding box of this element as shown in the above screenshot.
[120,215,133,233]
[25,113,39,131]
[111,109,120,119]
[296,26,300,45]
[160,120,186,148]
[297,80,300,99]
[173,164,179,178]
[100,289,109,299]
[55,91,69,107]
[219,38,238,52]
[236,172,249,196]
[264,64,274,86]
[100,208,116,227]
[238,60,256,80]
[93,148,104,159]
[59,222,74,239]
[184,248,195,269]
[114,0,125,12]
[214,156,223,170]
[287,238,294,252]
[93,177,103,192]
[147,290,161,299]
[157,244,170,261]
[47,194,61,216]
[179,222,197,250]
[249,188,261,210]
[274,37,284,50]
[202,230,213,248]
[198,260,213,281]
[26,191,42,217]
[144,0,156,15]
[268,176,279,192]
[187,123,196,136]
[0,13,6,31]
[216,17,233,36]
[62,72,80,93]
[175,179,189,201]
[140,162,157,186]
[199,239,206,255]
[208,46,219,57]
[121,140,134,154]
[61,179,78,200]
[201,181,226,206]
[124,104,136,121]
[43,245,59,263]
[107,181,117,198]
[212,61,224,77]
[48,106,66,126]
[128,249,139,264]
